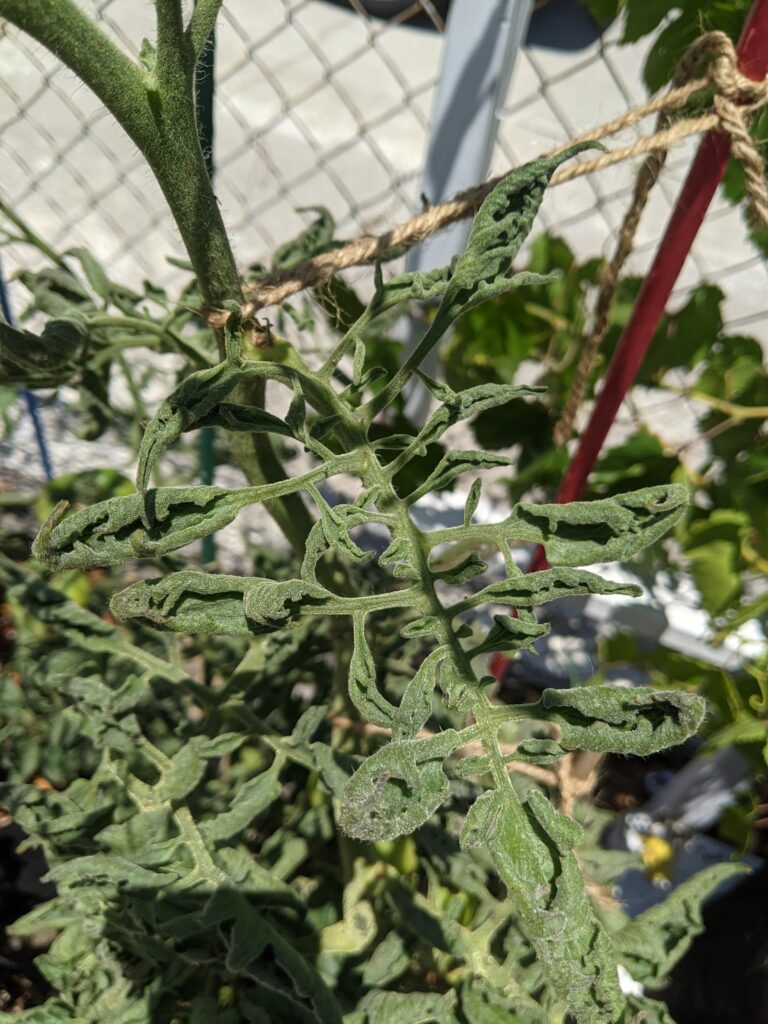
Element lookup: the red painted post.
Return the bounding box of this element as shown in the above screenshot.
[527,0,768,576]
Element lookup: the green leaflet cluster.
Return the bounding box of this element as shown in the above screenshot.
[0,205,218,444]
[31,150,708,1024]
[0,554,732,1024]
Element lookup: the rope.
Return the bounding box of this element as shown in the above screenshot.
[556,750,602,818]
[209,30,768,326]
[552,31,751,446]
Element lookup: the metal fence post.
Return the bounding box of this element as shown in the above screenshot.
[410,0,534,271]
[403,0,536,419]
[403,0,534,420]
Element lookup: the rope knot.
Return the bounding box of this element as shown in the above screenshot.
[697,32,768,109]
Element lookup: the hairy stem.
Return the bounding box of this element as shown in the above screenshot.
[0,0,313,549]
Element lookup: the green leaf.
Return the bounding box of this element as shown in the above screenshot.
[466,567,642,610]
[359,990,457,1024]
[470,614,550,656]
[361,931,409,987]
[391,649,445,741]
[682,509,749,616]
[273,206,337,269]
[110,571,332,636]
[642,14,700,93]
[33,486,254,569]
[138,36,158,88]
[223,901,343,1023]
[590,431,680,495]
[622,0,675,43]
[64,247,113,302]
[460,790,503,850]
[615,863,748,985]
[487,790,626,1023]
[464,479,482,527]
[0,316,87,388]
[407,382,542,455]
[434,144,603,331]
[47,854,177,890]
[135,357,296,490]
[461,976,547,1024]
[406,451,510,504]
[349,614,397,728]
[540,685,707,755]
[508,484,688,565]
[340,732,461,842]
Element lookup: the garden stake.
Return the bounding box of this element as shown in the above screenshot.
[527,0,768,575]
[0,255,53,480]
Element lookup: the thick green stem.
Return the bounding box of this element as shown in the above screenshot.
[0,0,237,305]
[0,0,313,550]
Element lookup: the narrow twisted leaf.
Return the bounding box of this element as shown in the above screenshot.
[33,486,252,569]
[273,205,337,268]
[438,144,602,323]
[508,484,689,565]
[487,790,626,1024]
[459,790,504,851]
[136,358,296,490]
[540,686,707,755]
[463,567,641,610]
[301,497,373,584]
[406,451,510,504]
[372,263,453,310]
[111,571,331,635]
[389,383,542,472]
[349,614,398,728]
[391,648,446,741]
[471,614,550,655]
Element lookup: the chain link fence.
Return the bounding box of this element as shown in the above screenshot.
[1,0,766,659]
[2,0,767,333]
[2,0,768,461]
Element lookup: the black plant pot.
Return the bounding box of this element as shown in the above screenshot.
[317,0,451,29]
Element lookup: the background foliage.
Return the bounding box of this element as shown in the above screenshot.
[0,1,766,1023]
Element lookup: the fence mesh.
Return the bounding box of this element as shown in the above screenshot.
[1,0,766,659]
[2,0,767,334]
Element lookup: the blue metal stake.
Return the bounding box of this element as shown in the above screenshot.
[0,255,54,480]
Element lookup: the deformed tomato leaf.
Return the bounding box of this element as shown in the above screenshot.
[507,484,688,566]
[340,732,460,842]
[540,686,707,755]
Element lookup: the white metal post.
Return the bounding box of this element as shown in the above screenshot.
[403,0,535,420]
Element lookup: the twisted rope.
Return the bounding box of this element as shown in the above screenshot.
[552,31,762,446]
[212,31,767,328]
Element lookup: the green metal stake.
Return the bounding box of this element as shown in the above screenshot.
[195,7,216,564]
